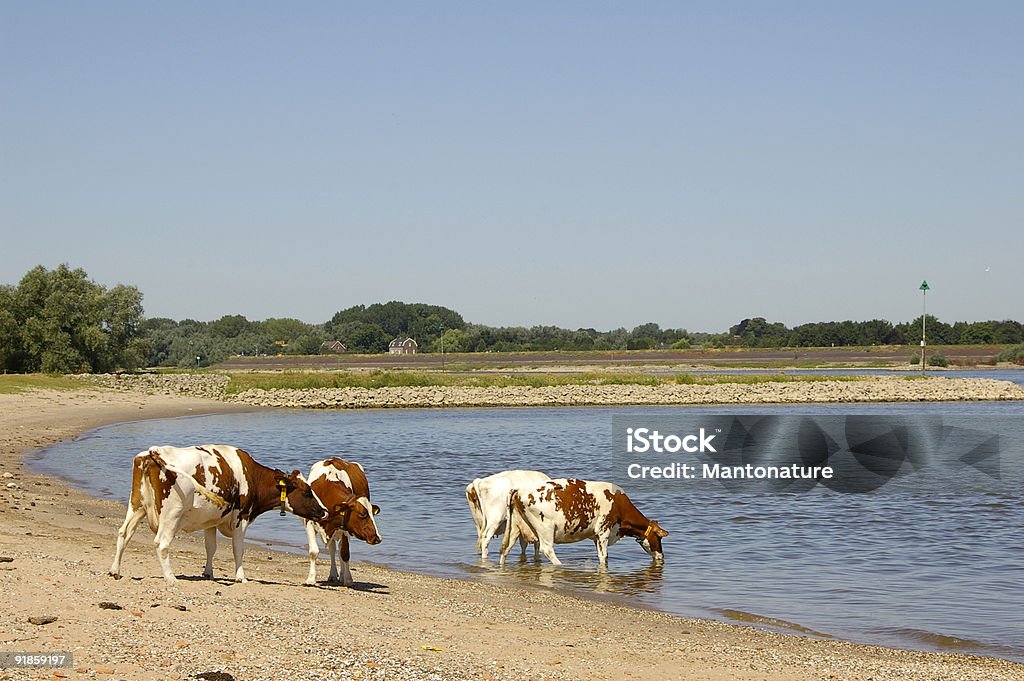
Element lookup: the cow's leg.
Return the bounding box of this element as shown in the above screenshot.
[594,536,609,566]
[537,526,562,566]
[304,522,320,586]
[153,513,185,585]
[109,505,146,578]
[479,516,505,560]
[539,541,562,566]
[203,528,217,578]
[326,534,341,584]
[339,533,354,586]
[231,522,249,583]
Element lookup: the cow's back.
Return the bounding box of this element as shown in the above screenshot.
[307,457,376,538]
[519,478,622,542]
[474,470,549,513]
[136,445,252,533]
[308,457,370,498]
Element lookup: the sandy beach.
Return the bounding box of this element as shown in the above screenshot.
[2,385,1023,680]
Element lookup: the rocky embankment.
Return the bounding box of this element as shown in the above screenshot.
[74,372,230,399]
[77,373,1024,408]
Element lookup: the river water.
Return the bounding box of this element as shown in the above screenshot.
[31,400,1024,662]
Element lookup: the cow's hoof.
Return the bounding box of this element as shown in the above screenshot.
[303,580,317,587]
[108,572,122,580]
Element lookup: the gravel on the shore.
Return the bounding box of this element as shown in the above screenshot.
[74,372,1024,409]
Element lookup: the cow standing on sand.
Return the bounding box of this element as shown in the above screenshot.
[499,478,668,567]
[303,457,381,587]
[109,445,328,585]
[465,469,549,559]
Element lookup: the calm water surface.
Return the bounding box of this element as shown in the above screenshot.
[32,401,1024,662]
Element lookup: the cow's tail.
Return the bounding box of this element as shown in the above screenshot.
[500,489,521,558]
[133,454,161,532]
[147,449,228,509]
[465,479,484,536]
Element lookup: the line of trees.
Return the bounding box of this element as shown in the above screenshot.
[2,265,1022,372]
[728,316,1024,348]
[143,312,1022,367]
[136,312,699,367]
[142,302,469,368]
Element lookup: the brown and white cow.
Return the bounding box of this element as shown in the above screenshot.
[499,478,668,567]
[303,457,381,586]
[466,469,549,559]
[109,445,328,585]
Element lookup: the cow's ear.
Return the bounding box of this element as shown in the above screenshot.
[652,521,669,538]
[332,503,347,514]
[372,504,380,516]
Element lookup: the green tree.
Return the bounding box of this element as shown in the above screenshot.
[209,314,251,338]
[327,301,465,351]
[992,321,1024,344]
[896,315,955,345]
[334,321,390,354]
[729,317,790,347]
[1,265,146,373]
[431,327,466,353]
[262,318,315,344]
[959,322,994,344]
[0,286,21,369]
[288,331,328,355]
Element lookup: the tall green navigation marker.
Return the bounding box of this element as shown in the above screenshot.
[920,280,930,373]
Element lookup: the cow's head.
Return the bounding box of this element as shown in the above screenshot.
[636,520,669,562]
[278,470,329,521]
[331,494,382,545]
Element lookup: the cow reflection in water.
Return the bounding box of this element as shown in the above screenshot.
[510,560,665,593]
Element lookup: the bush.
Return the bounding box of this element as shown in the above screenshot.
[910,352,948,367]
[996,344,1024,365]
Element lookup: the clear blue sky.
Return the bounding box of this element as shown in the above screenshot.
[2,2,1021,332]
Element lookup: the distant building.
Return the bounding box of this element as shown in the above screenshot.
[388,337,418,355]
[319,340,347,354]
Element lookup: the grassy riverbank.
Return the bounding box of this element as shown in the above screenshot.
[220,369,873,394]
[0,373,91,394]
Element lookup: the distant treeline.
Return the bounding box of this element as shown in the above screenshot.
[727,316,1024,348]
[142,312,1024,368]
[2,265,1023,371]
